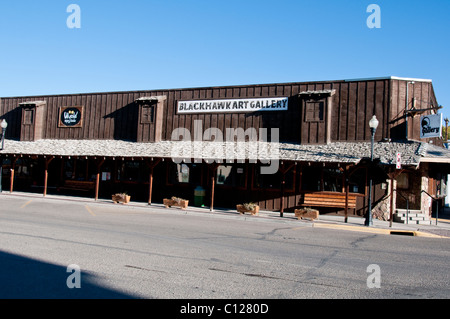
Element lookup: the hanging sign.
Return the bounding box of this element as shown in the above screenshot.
[177,97,288,114]
[396,152,401,169]
[58,106,84,128]
[420,113,442,138]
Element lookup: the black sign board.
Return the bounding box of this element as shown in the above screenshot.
[58,106,83,128]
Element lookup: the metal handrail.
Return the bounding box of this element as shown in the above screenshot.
[393,189,409,224]
[421,190,439,225]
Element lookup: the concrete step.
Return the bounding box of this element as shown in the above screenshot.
[394,209,431,225]
[396,209,423,215]
[394,218,432,225]
[396,214,428,220]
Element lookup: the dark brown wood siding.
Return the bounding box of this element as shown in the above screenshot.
[0,78,438,144]
[389,79,439,141]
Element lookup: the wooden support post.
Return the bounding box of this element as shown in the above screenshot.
[344,164,360,223]
[95,159,105,201]
[43,157,54,197]
[345,176,349,223]
[9,168,14,193]
[210,171,215,212]
[148,166,154,204]
[145,158,161,205]
[279,162,295,217]
[95,172,100,201]
[208,163,219,212]
[10,157,18,193]
[388,169,403,227]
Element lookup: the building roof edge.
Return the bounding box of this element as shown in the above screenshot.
[344,76,433,83]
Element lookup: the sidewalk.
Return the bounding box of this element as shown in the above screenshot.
[211,204,450,239]
[2,191,450,239]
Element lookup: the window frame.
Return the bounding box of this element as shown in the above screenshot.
[215,164,248,189]
[304,100,325,122]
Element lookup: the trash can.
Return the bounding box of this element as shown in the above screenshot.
[194,186,206,207]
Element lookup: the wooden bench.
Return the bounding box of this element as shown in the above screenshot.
[59,180,96,192]
[300,192,357,209]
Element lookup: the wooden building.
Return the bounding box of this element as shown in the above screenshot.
[0,76,449,223]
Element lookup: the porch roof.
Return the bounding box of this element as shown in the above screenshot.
[0,139,447,166]
[416,142,450,163]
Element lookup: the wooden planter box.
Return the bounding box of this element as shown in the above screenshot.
[112,194,131,204]
[236,204,259,216]
[163,198,189,210]
[294,208,319,220]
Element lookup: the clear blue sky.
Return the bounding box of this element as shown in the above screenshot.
[1,0,449,122]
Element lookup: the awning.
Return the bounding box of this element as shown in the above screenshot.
[1,139,446,167]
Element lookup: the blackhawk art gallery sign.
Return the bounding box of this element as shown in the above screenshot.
[177,97,288,114]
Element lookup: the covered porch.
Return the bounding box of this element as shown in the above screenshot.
[1,138,448,223]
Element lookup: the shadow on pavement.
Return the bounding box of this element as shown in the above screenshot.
[0,250,138,299]
[436,206,450,219]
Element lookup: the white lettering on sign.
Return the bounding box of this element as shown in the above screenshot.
[177,97,288,114]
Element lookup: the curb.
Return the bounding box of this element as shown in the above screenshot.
[311,222,449,239]
[2,192,449,239]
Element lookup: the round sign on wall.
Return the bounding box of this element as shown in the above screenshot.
[58,106,83,127]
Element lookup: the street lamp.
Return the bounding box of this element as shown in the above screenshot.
[365,115,379,226]
[1,119,7,150]
[0,119,6,193]
[445,118,449,143]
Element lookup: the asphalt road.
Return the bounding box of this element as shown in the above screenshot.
[0,194,449,300]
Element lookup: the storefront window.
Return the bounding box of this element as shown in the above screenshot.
[64,159,96,181]
[216,165,246,188]
[323,168,343,192]
[64,159,75,180]
[15,158,32,178]
[348,167,366,194]
[100,160,114,182]
[254,167,294,190]
[302,166,359,193]
[169,163,202,185]
[302,167,321,191]
[175,163,190,183]
[118,161,142,182]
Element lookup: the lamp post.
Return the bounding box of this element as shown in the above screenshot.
[445,118,449,143]
[365,115,379,226]
[1,119,7,150]
[0,119,7,193]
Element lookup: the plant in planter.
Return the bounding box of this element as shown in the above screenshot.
[163,196,189,210]
[112,192,131,204]
[294,207,319,220]
[236,202,259,216]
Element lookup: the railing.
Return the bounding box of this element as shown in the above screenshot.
[394,190,409,225]
[421,190,439,225]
